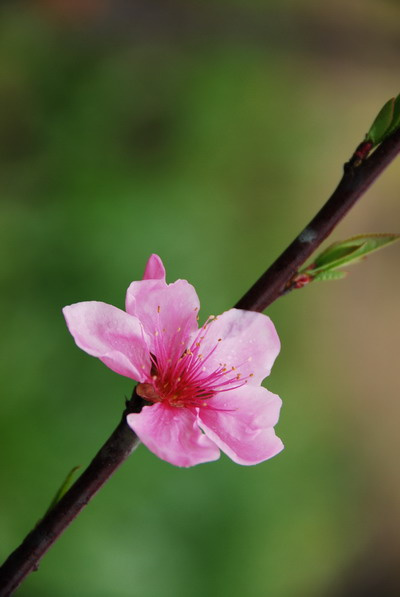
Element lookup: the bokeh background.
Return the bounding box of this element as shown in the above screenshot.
[1,1,400,595]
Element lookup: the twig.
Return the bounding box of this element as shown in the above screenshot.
[235,128,400,311]
[1,128,400,596]
[0,395,144,597]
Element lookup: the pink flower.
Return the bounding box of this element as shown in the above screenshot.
[63,254,283,467]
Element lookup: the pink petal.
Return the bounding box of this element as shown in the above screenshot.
[142,254,166,281]
[193,308,280,385]
[63,302,150,381]
[197,386,283,465]
[126,279,200,357]
[127,403,220,467]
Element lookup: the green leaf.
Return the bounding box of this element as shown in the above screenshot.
[366,98,394,146]
[313,242,363,270]
[44,465,81,516]
[386,94,400,137]
[313,270,347,282]
[301,233,400,277]
[366,94,400,146]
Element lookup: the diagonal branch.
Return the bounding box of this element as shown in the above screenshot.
[0,395,144,597]
[235,127,400,311]
[1,128,400,597]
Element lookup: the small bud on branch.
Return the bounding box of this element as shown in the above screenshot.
[1,98,400,597]
[286,233,400,291]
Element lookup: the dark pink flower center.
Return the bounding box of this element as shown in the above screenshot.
[137,312,253,409]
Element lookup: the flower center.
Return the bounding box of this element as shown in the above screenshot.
[137,311,253,409]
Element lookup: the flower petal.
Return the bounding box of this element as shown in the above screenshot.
[142,254,166,281]
[127,403,220,467]
[197,385,283,465]
[126,279,200,357]
[63,302,150,381]
[193,308,280,385]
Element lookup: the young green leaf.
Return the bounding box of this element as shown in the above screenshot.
[366,94,400,147]
[301,233,400,278]
[386,94,400,137]
[312,241,363,270]
[313,270,347,282]
[44,465,81,517]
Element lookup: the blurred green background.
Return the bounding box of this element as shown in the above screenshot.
[1,1,400,595]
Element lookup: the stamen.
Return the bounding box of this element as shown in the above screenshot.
[146,311,254,410]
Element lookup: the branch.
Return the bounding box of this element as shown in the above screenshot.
[1,127,400,596]
[0,394,144,597]
[235,127,400,311]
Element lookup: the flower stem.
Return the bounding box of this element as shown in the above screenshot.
[235,127,400,311]
[1,128,400,596]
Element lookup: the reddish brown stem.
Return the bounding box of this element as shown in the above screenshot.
[0,395,145,597]
[235,128,400,312]
[1,128,400,596]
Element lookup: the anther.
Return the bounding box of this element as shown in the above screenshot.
[157,305,161,313]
